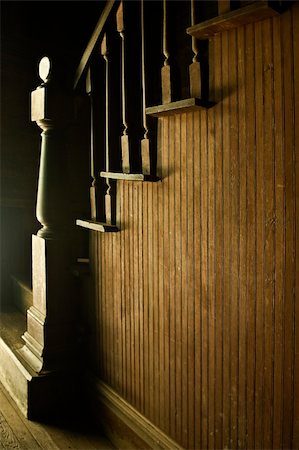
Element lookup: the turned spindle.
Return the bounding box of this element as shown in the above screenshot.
[218,0,231,15]
[86,67,97,220]
[117,2,131,173]
[189,0,201,98]
[161,0,174,104]
[101,34,112,224]
[141,0,150,175]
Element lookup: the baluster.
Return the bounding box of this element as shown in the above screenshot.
[218,0,231,15]
[86,67,97,220]
[141,0,150,175]
[161,0,173,104]
[101,33,112,224]
[117,1,131,173]
[189,0,201,98]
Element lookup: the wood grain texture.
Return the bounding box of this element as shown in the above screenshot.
[0,382,113,450]
[272,14,284,450]
[292,4,299,448]
[92,4,299,449]
[281,8,296,450]
[221,28,231,450]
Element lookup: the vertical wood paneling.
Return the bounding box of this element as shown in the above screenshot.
[272,14,284,450]
[214,32,224,450]
[292,5,299,448]
[262,17,275,450]
[221,29,231,450]
[120,182,126,398]
[193,109,201,449]
[147,182,154,421]
[229,26,240,450]
[124,181,131,401]
[93,5,299,449]
[153,182,159,423]
[181,112,188,449]
[207,40,216,450]
[237,24,247,450]
[244,22,256,450]
[174,112,182,442]
[254,19,265,450]
[157,120,164,428]
[200,107,208,450]
[157,118,163,422]
[109,234,114,384]
[142,181,149,416]
[93,232,100,374]
[138,181,144,414]
[169,114,176,438]
[162,116,170,434]
[186,111,194,450]
[115,190,122,393]
[282,9,296,449]
[128,183,135,404]
[132,184,139,408]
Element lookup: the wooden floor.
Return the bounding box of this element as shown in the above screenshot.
[0,382,114,449]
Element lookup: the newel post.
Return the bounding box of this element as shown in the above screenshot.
[33,56,73,239]
[19,57,76,377]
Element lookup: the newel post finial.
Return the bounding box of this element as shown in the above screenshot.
[31,56,73,239]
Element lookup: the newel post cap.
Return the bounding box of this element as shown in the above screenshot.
[31,56,73,125]
[39,56,51,83]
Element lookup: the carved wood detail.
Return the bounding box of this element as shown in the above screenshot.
[86,67,97,220]
[31,57,73,239]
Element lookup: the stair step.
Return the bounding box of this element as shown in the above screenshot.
[11,276,33,315]
[0,307,35,417]
[0,307,82,420]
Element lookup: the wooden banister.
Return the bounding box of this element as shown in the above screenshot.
[73,0,118,90]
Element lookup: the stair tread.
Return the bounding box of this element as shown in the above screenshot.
[0,307,26,353]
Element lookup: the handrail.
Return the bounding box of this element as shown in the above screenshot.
[73,0,118,90]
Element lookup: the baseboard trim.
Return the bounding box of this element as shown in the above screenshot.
[0,308,83,420]
[88,374,184,450]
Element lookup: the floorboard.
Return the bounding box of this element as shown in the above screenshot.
[0,382,114,449]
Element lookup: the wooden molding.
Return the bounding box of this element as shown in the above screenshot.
[0,308,87,421]
[73,1,117,89]
[146,97,214,117]
[88,374,184,450]
[100,172,160,182]
[0,309,33,417]
[76,219,118,232]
